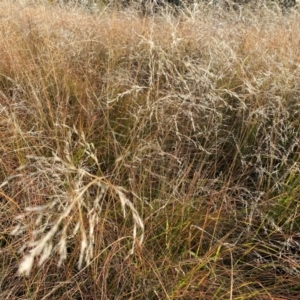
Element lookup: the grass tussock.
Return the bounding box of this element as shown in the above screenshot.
[1,0,300,299]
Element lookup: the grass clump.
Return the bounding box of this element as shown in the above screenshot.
[1,0,300,299]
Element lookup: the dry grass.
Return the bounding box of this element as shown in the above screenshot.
[1,0,300,299]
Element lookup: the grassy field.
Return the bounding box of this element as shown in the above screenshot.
[1,1,300,299]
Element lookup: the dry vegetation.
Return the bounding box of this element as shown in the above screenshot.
[1,0,300,299]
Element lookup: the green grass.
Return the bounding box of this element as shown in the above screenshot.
[1,0,300,299]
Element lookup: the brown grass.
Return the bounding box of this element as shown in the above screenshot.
[1,0,300,299]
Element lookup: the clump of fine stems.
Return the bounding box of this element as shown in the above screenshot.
[1,1,300,299]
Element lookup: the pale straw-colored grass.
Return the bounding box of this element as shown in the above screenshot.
[1,0,300,299]
[5,125,144,276]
